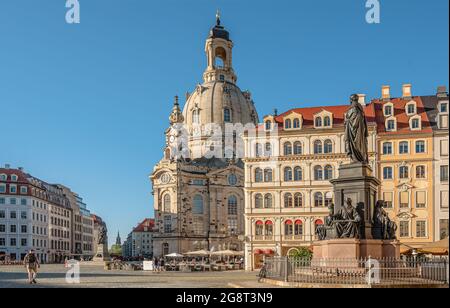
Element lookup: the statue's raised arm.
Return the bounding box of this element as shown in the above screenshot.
[344,94,369,164]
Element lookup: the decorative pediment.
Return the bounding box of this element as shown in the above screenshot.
[396,182,414,191]
[397,211,416,220]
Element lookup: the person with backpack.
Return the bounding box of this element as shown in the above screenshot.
[24,250,40,284]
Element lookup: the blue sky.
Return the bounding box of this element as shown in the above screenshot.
[0,0,448,245]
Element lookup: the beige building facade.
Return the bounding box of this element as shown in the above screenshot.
[243,102,378,270]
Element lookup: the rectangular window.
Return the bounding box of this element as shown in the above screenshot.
[10,185,17,194]
[10,238,16,247]
[20,199,27,206]
[416,221,426,238]
[400,192,409,208]
[10,225,17,233]
[0,198,4,205]
[439,114,449,129]
[164,216,171,233]
[441,191,449,209]
[399,142,409,154]
[0,238,5,246]
[441,140,449,156]
[0,225,5,233]
[383,167,393,180]
[0,211,4,219]
[10,198,16,205]
[416,166,426,179]
[21,238,27,247]
[0,185,5,193]
[383,143,393,155]
[416,191,426,208]
[383,192,393,208]
[441,165,449,182]
[20,186,27,194]
[10,211,17,219]
[440,219,449,240]
[400,221,409,238]
[441,103,448,113]
[21,225,27,233]
[415,141,425,153]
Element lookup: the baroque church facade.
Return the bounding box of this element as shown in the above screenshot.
[150,15,259,257]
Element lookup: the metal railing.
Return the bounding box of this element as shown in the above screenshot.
[264,257,449,286]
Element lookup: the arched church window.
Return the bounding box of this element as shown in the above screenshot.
[228,195,238,215]
[192,110,200,124]
[163,194,171,213]
[193,195,204,214]
[224,108,231,123]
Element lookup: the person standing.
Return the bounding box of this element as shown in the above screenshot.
[24,250,40,284]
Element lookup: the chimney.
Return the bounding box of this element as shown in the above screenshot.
[437,86,448,99]
[18,167,24,172]
[357,94,367,105]
[4,164,10,169]
[382,85,391,101]
[402,84,412,99]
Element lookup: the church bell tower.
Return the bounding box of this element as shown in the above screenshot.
[203,11,237,84]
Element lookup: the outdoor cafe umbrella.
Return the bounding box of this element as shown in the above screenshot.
[210,250,243,256]
[418,237,449,255]
[165,253,184,258]
[184,250,210,257]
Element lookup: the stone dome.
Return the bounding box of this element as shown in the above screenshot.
[182,81,259,130]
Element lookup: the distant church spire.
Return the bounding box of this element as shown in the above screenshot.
[116,231,121,245]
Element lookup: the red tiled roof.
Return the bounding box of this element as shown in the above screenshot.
[133,218,155,232]
[254,103,377,132]
[0,168,31,183]
[372,96,433,135]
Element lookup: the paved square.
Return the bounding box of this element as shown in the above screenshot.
[0,264,274,288]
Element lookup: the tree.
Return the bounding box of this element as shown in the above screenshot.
[288,247,313,260]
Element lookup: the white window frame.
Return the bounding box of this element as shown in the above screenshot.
[383,103,394,117]
[385,117,397,132]
[409,115,422,131]
[405,101,417,116]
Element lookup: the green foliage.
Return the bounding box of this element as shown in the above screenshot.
[288,247,313,260]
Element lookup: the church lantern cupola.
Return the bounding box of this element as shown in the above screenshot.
[203,11,237,84]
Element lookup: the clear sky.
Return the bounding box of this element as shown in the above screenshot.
[0,0,448,245]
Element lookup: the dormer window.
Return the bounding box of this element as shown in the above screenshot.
[11,175,18,182]
[324,116,331,127]
[284,119,292,129]
[440,102,448,113]
[293,118,300,129]
[315,117,322,128]
[386,118,396,131]
[384,104,393,117]
[0,174,6,181]
[410,117,421,130]
[219,75,225,81]
[265,120,272,131]
[406,102,417,115]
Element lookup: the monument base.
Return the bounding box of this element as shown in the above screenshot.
[93,244,111,263]
[313,239,400,260]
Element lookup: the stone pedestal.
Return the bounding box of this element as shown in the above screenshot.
[330,162,380,240]
[312,162,400,261]
[93,243,111,262]
[313,239,400,260]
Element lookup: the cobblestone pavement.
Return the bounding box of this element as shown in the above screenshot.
[0,264,276,288]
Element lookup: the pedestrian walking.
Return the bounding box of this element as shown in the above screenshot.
[24,250,40,284]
